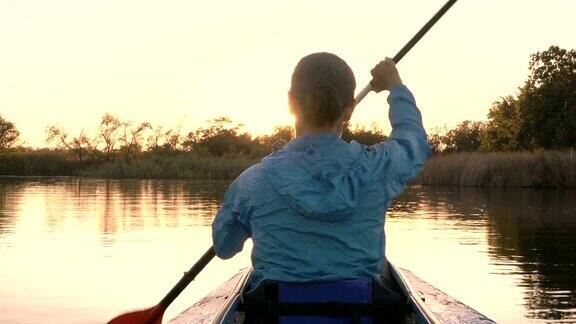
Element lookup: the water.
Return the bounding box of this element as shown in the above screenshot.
[0,178,574,323]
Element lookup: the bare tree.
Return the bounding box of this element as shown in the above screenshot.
[165,128,182,151]
[181,131,198,151]
[46,126,96,161]
[0,115,20,149]
[98,113,122,161]
[46,125,71,149]
[119,121,151,161]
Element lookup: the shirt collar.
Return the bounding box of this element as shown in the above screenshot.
[284,133,341,152]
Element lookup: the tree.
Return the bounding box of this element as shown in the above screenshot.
[119,122,151,161]
[164,128,182,151]
[186,117,256,156]
[0,115,19,149]
[427,126,447,154]
[342,123,388,145]
[443,120,483,153]
[480,97,522,152]
[428,121,484,154]
[256,126,294,152]
[98,113,122,161]
[517,46,576,149]
[46,126,96,161]
[147,124,166,150]
[476,46,576,151]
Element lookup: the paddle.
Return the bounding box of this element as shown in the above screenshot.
[354,0,458,105]
[108,246,216,324]
[108,2,458,323]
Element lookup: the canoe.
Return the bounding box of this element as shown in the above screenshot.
[170,262,495,324]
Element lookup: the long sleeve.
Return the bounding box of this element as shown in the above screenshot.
[211,180,251,259]
[360,84,431,197]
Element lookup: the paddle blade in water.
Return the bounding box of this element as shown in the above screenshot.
[107,305,164,324]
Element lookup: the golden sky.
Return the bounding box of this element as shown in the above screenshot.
[1,0,574,147]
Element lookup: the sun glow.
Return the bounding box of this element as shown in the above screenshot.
[0,0,574,147]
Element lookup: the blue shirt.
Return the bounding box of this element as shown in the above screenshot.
[212,85,430,287]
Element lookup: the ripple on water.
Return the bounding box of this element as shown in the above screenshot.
[0,179,575,323]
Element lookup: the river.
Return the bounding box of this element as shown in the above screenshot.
[0,178,574,323]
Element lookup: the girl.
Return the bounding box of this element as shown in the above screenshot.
[212,52,430,290]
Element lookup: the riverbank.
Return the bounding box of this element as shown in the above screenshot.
[416,150,576,188]
[2,149,575,187]
[80,152,259,179]
[0,150,259,180]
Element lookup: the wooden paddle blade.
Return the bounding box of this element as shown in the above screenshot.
[107,305,164,324]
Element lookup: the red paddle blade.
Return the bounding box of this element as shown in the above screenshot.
[108,305,164,324]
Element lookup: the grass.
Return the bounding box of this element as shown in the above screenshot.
[80,152,260,179]
[2,149,576,187]
[417,150,576,188]
[0,149,260,179]
[0,150,87,176]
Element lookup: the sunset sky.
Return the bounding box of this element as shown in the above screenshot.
[1,0,574,147]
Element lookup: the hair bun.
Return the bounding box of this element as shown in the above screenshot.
[290,52,356,127]
[302,86,344,127]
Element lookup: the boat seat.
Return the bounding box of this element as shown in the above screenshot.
[240,278,405,324]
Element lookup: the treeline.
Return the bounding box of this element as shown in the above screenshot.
[0,113,387,178]
[42,115,293,163]
[429,46,576,154]
[419,46,576,187]
[1,46,575,186]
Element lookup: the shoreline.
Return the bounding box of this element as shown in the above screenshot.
[417,150,576,188]
[1,150,575,188]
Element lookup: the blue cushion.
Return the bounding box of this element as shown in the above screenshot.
[278,278,372,324]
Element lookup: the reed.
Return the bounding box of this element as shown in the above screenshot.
[3,149,576,187]
[0,150,260,179]
[0,150,87,176]
[417,150,576,187]
[80,152,260,179]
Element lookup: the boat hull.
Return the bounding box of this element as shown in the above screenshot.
[170,263,494,324]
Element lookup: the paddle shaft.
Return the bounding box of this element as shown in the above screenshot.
[354,0,458,104]
[118,3,459,322]
[148,246,216,323]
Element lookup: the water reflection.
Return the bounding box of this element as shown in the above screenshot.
[0,178,23,235]
[0,178,235,324]
[0,178,574,323]
[390,187,576,321]
[484,189,576,320]
[34,179,227,232]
